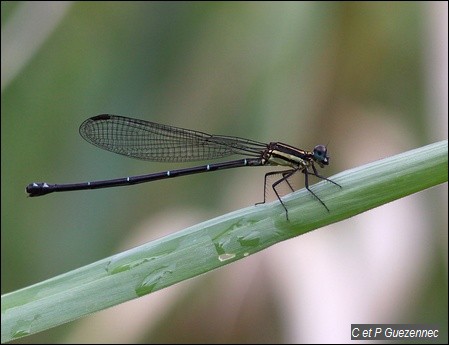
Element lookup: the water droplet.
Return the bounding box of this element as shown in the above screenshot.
[135,264,175,296]
[106,241,179,274]
[237,231,261,247]
[11,315,40,339]
[106,257,152,274]
[218,253,236,262]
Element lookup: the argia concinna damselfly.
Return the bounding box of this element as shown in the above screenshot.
[26,114,341,220]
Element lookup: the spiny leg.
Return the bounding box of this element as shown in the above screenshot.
[282,171,295,193]
[310,164,342,189]
[271,169,298,221]
[255,169,296,206]
[303,167,330,212]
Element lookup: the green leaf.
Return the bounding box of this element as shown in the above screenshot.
[1,140,447,343]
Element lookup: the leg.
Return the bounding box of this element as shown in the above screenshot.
[255,169,296,206]
[282,171,295,193]
[303,168,330,212]
[255,169,297,221]
[310,164,342,188]
[271,169,298,221]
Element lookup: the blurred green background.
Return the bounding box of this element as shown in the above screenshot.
[2,1,447,343]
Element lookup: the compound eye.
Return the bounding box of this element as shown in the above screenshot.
[313,145,329,164]
[315,145,326,155]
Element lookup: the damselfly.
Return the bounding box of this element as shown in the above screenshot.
[26,114,341,220]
